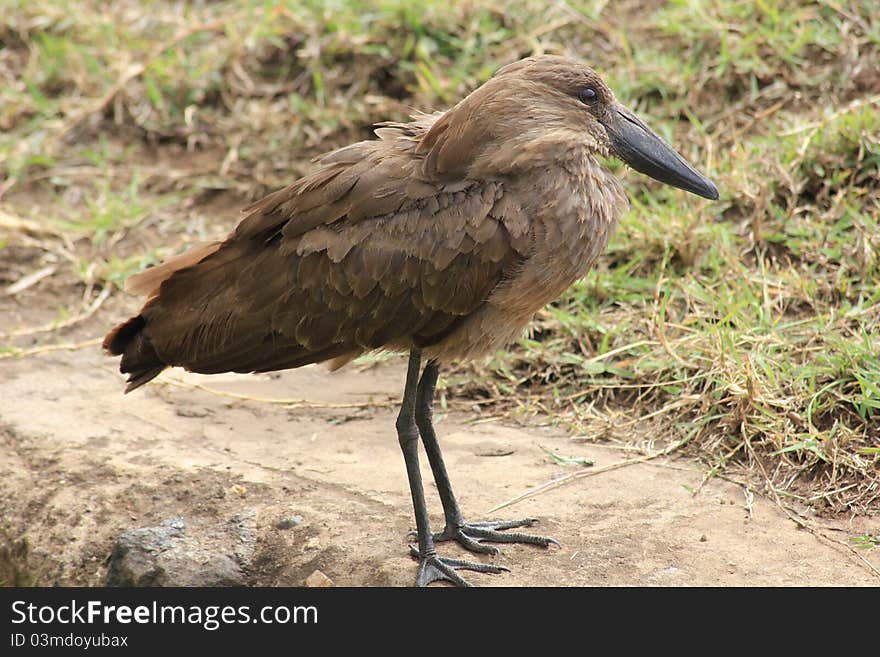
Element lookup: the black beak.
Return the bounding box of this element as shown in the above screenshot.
[601,104,719,200]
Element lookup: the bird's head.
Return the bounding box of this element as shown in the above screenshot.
[426,56,718,201]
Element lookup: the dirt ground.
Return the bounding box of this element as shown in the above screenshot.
[1,301,878,587]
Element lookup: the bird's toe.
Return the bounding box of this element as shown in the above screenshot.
[409,546,508,587]
[436,518,559,552]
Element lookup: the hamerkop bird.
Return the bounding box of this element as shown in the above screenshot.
[105,56,718,586]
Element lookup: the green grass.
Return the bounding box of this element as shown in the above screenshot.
[0,0,877,512]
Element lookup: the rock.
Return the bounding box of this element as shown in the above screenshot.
[472,440,515,457]
[174,407,211,418]
[229,484,248,497]
[275,515,303,530]
[304,569,333,587]
[106,510,257,587]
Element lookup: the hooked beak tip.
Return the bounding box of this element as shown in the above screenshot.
[697,179,720,201]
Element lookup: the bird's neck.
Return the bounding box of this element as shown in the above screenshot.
[515,144,628,230]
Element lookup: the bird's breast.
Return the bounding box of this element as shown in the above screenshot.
[425,156,627,364]
[490,155,627,317]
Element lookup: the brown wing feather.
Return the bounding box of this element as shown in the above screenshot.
[124,241,222,297]
[106,111,529,389]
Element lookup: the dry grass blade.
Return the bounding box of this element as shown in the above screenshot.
[779,93,880,136]
[486,437,689,514]
[1,286,111,339]
[0,209,64,240]
[157,376,395,411]
[4,265,57,296]
[0,338,103,359]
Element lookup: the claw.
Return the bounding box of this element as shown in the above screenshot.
[409,546,509,587]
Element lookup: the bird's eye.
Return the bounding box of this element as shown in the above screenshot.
[578,87,597,104]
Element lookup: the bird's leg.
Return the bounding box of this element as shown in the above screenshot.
[398,350,507,586]
[415,360,558,555]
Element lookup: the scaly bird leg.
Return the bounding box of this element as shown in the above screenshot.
[398,350,507,586]
[414,360,559,555]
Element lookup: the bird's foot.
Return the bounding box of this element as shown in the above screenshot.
[409,546,508,587]
[434,518,559,555]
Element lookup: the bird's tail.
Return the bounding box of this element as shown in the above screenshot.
[104,241,223,392]
[103,315,166,393]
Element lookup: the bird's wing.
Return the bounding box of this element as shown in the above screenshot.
[138,139,530,375]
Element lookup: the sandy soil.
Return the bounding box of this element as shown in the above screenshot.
[1,312,877,586]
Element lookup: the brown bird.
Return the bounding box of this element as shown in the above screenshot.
[104,55,718,586]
